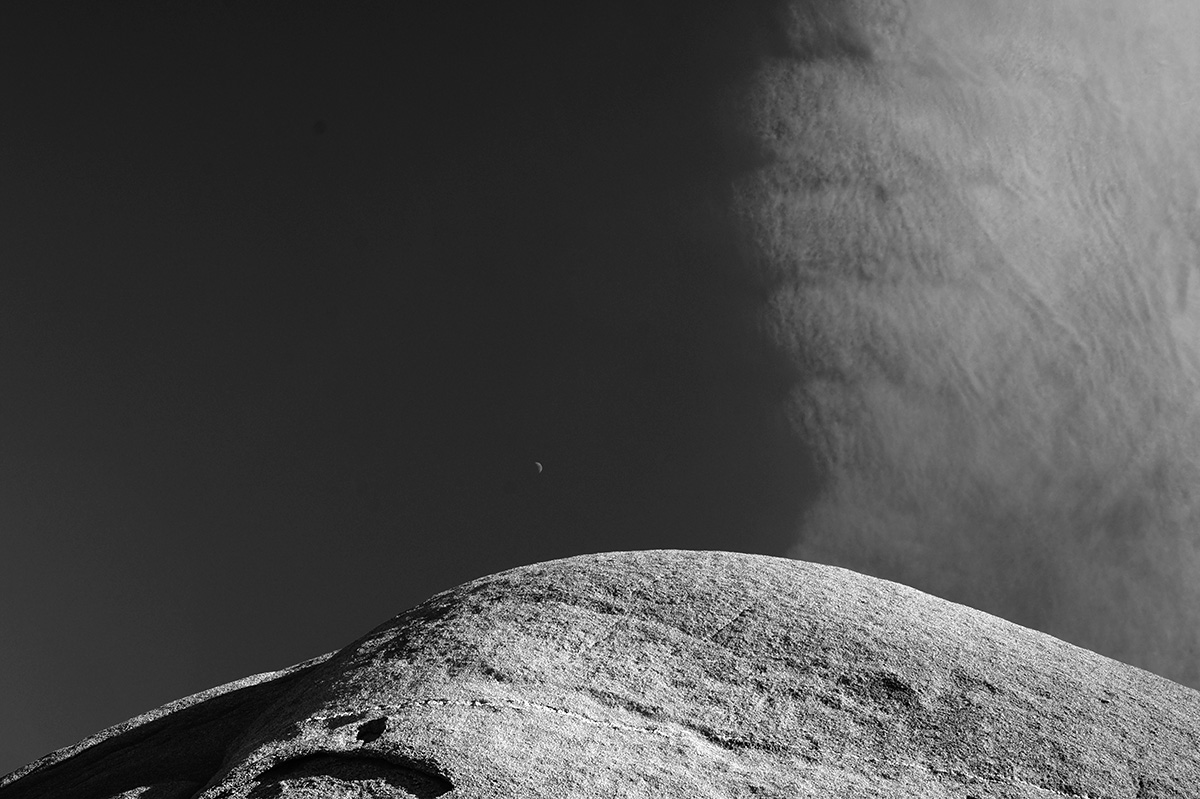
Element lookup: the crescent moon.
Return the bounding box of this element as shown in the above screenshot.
[533,461,543,474]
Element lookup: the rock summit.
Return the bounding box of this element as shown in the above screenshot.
[2,550,1198,798]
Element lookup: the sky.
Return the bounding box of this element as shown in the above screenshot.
[0,2,809,774]
[9,1,1200,780]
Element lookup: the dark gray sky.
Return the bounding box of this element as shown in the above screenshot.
[0,2,814,774]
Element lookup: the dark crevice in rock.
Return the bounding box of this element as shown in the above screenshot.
[356,717,387,742]
[251,753,452,798]
[479,662,512,683]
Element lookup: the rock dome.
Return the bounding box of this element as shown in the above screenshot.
[2,550,1197,798]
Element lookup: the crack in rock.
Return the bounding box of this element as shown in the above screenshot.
[249,753,452,799]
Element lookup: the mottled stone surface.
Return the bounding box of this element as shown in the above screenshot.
[3,550,1198,798]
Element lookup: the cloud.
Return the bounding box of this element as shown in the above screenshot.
[733,1,1200,687]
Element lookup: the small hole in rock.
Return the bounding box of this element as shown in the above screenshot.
[357,717,388,742]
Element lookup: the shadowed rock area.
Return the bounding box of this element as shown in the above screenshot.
[2,550,1198,797]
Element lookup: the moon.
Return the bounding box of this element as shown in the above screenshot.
[532,461,542,474]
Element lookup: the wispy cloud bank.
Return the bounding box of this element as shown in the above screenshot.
[732,1,1200,687]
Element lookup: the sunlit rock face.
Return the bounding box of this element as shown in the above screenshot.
[733,0,1200,686]
[2,551,1198,798]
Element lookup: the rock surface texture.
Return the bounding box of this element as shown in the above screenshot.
[3,550,1198,798]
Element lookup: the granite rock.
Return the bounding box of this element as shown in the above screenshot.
[2,550,1198,798]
